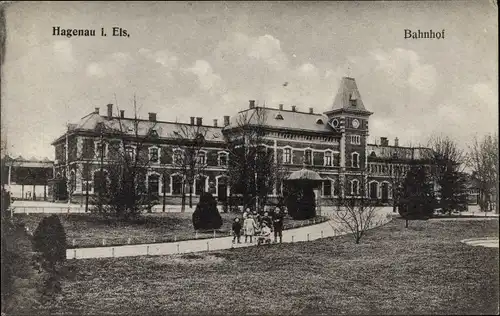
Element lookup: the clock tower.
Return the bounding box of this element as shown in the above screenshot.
[324,77,373,197]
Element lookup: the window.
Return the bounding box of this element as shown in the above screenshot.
[93,170,108,195]
[351,179,359,196]
[316,118,324,124]
[125,146,135,161]
[173,149,183,165]
[95,141,107,159]
[333,180,340,196]
[350,135,361,145]
[218,152,228,166]
[283,148,292,164]
[351,152,359,168]
[149,129,159,138]
[324,151,333,166]
[171,175,183,195]
[148,174,160,197]
[149,147,159,163]
[323,180,332,196]
[69,171,76,193]
[304,149,312,165]
[275,114,284,120]
[195,176,206,195]
[197,151,206,165]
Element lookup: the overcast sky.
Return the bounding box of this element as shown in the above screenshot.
[2,1,498,159]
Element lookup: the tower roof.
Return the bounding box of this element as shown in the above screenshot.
[325,77,372,115]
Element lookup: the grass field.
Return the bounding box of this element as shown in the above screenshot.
[13,212,327,248]
[40,218,498,315]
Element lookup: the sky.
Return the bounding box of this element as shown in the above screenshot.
[1,1,498,160]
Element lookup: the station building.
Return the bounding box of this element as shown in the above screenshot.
[50,77,433,205]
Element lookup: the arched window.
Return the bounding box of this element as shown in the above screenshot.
[171,174,183,195]
[351,179,359,196]
[323,180,332,196]
[369,181,379,199]
[93,170,108,195]
[148,173,160,197]
[195,175,207,195]
[275,114,284,120]
[333,179,340,196]
[351,152,359,168]
[316,118,324,124]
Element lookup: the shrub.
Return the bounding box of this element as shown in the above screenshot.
[286,186,316,220]
[1,215,45,314]
[32,215,67,267]
[192,192,223,230]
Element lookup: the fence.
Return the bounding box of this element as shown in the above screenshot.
[11,205,195,214]
[66,216,330,249]
[66,213,393,260]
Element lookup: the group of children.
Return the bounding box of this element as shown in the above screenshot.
[231,207,285,245]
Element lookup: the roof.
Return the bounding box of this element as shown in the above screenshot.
[2,155,53,163]
[53,113,226,144]
[367,144,433,160]
[286,168,324,181]
[325,77,372,114]
[224,107,334,134]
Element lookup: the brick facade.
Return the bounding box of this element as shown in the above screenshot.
[51,77,433,205]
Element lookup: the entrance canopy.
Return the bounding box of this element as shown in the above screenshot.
[285,168,324,183]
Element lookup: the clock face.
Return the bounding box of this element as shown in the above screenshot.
[352,119,360,129]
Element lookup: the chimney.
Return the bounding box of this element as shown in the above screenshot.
[213,119,218,127]
[120,110,125,118]
[380,137,388,146]
[291,105,296,112]
[95,107,100,114]
[249,100,255,109]
[196,117,202,126]
[148,112,157,122]
[394,137,399,147]
[223,115,230,126]
[106,104,113,119]
[309,107,314,114]
[279,104,283,111]
[190,117,195,125]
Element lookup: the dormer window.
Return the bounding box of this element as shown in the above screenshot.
[275,113,284,120]
[149,129,159,138]
[349,93,357,107]
[316,118,324,124]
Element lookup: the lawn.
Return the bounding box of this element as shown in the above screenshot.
[13,212,327,248]
[41,218,498,315]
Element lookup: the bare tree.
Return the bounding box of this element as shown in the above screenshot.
[330,169,381,244]
[225,107,281,212]
[90,95,159,221]
[169,122,209,210]
[426,135,468,215]
[467,133,499,213]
